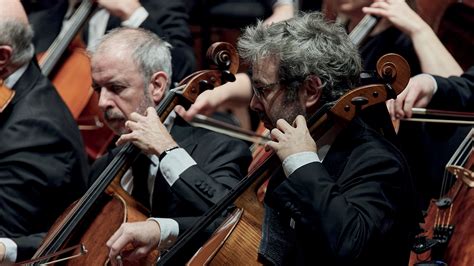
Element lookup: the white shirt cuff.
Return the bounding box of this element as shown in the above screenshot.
[121,6,149,28]
[0,238,17,263]
[148,218,179,251]
[274,0,293,7]
[282,151,320,177]
[425,73,438,95]
[159,148,197,186]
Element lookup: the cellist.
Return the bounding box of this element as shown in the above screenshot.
[176,12,419,265]
[363,0,472,210]
[87,27,251,264]
[0,1,89,263]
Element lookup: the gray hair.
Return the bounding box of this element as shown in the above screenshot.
[90,27,173,90]
[238,11,362,103]
[0,20,34,67]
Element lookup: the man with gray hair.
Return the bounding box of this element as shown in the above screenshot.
[86,27,251,264]
[0,0,89,263]
[177,11,418,265]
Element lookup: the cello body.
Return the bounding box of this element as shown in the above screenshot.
[39,181,158,265]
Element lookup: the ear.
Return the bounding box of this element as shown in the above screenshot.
[0,45,13,75]
[302,75,322,109]
[148,71,168,103]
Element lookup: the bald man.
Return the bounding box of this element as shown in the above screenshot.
[0,1,89,262]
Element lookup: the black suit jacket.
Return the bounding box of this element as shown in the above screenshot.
[89,117,251,233]
[28,0,196,84]
[430,66,474,112]
[0,61,89,261]
[264,118,418,265]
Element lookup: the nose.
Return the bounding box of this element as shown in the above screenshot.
[249,94,263,112]
[97,87,113,111]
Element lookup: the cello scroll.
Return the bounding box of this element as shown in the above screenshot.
[329,53,410,122]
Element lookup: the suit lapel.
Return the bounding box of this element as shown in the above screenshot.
[11,61,42,105]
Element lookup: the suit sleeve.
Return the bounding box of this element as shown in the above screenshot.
[267,141,409,262]
[430,66,474,112]
[171,131,251,213]
[0,117,88,261]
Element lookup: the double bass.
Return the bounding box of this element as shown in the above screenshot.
[22,42,239,265]
[158,53,411,265]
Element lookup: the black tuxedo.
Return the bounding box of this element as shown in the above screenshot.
[89,117,251,233]
[431,66,474,111]
[262,118,418,265]
[28,0,196,84]
[0,61,89,261]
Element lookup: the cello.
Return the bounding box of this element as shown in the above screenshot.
[0,80,14,113]
[22,42,239,265]
[37,0,115,160]
[158,53,411,265]
[409,128,474,265]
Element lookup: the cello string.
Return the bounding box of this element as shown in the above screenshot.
[440,129,473,197]
[349,15,378,45]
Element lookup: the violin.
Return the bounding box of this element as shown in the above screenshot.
[0,80,14,113]
[21,42,239,265]
[409,128,474,265]
[157,53,411,265]
[37,0,115,160]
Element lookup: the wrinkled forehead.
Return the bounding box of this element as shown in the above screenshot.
[250,56,280,83]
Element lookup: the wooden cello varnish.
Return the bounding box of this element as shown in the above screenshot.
[0,79,14,113]
[409,129,474,266]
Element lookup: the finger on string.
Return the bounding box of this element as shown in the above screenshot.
[146,107,158,118]
[109,234,130,261]
[115,132,134,146]
[129,111,145,122]
[174,105,193,122]
[362,6,388,17]
[107,226,123,248]
[276,118,293,132]
[125,120,138,131]
[270,128,284,141]
[294,115,307,128]
[264,141,277,152]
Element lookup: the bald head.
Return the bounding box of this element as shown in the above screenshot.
[0,0,34,76]
[0,0,28,25]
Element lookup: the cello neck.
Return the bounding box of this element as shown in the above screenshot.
[348,14,380,46]
[39,0,96,77]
